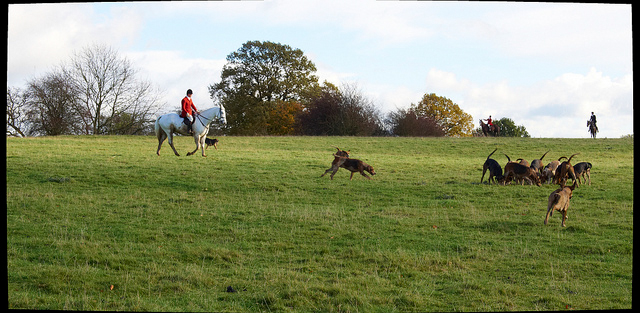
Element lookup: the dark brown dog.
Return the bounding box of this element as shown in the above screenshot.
[553,153,579,187]
[544,180,578,227]
[573,162,592,186]
[503,162,541,186]
[325,146,351,173]
[481,148,504,184]
[205,138,219,150]
[516,158,530,167]
[321,154,376,180]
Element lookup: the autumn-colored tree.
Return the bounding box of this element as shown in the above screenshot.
[266,100,302,135]
[410,93,474,137]
[209,41,319,135]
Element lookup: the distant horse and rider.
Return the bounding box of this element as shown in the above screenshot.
[587,112,598,139]
[155,89,226,157]
[479,115,500,137]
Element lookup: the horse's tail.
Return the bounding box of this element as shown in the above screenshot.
[154,116,163,139]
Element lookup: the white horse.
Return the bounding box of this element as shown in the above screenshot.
[155,106,226,157]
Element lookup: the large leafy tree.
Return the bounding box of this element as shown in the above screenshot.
[494,117,530,137]
[410,93,474,137]
[209,41,319,135]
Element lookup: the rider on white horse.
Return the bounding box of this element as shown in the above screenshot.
[155,90,225,157]
[180,89,198,134]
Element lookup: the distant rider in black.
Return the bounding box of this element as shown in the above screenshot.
[590,112,598,131]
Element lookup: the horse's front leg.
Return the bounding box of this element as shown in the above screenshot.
[198,135,207,157]
[186,134,205,156]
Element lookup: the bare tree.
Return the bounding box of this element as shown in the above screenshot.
[6,87,29,137]
[25,71,78,136]
[386,107,445,137]
[64,44,162,135]
[295,82,384,136]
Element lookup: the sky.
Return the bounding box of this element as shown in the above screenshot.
[7,1,633,138]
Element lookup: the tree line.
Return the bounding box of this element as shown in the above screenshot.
[7,45,163,137]
[7,41,528,137]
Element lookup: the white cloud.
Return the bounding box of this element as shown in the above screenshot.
[482,3,632,70]
[425,69,472,95]
[124,51,227,115]
[7,3,143,86]
[168,0,435,46]
[424,67,633,138]
[367,84,423,115]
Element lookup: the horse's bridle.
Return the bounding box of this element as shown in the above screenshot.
[193,111,216,128]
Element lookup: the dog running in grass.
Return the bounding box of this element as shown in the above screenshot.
[321,153,376,180]
[544,180,578,227]
[324,146,350,176]
[204,138,219,150]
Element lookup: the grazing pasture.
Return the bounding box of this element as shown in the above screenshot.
[6,135,633,311]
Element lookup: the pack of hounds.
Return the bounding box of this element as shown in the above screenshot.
[205,140,591,227]
[481,148,592,227]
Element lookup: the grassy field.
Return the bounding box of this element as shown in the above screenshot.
[6,135,633,311]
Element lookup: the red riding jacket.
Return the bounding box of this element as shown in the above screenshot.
[180,96,197,118]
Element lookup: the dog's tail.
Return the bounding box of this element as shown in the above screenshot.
[504,153,511,163]
[331,146,350,157]
[539,150,550,161]
[486,148,498,160]
[566,153,579,163]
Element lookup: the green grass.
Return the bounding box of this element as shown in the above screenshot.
[6,135,633,311]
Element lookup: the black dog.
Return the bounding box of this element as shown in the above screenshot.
[572,161,592,186]
[205,138,219,150]
[481,148,504,184]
